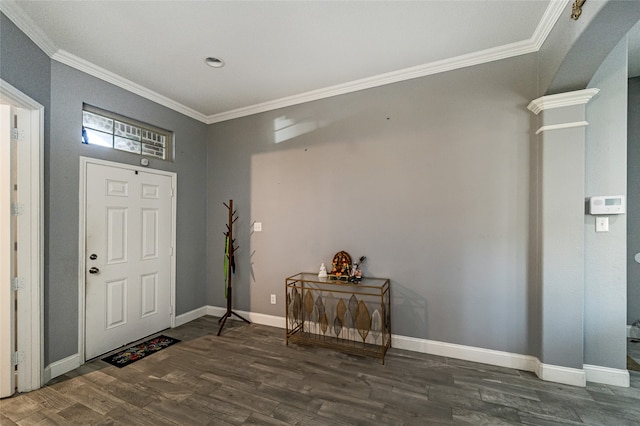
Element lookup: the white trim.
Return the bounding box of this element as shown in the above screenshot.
[0,105,14,398]
[206,306,226,317]
[206,306,286,329]
[175,306,209,327]
[531,0,570,51]
[78,157,177,363]
[535,121,589,135]
[52,51,208,123]
[174,305,286,329]
[43,353,81,383]
[206,39,539,124]
[535,361,586,387]
[392,334,538,372]
[584,364,630,388]
[527,88,600,115]
[0,79,44,392]
[206,0,567,124]
[169,173,177,329]
[2,0,566,124]
[78,161,88,365]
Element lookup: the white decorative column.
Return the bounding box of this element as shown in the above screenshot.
[527,88,599,386]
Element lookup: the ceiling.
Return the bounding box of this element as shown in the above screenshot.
[2,1,566,123]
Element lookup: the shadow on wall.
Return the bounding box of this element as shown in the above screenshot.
[210,60,536,355]
[393,282,428,338]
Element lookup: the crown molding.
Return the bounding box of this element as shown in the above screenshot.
[206,37,540,124]
[206,0,569,124]
[3,0,568,125]
[531,0,570,51]
[527,88,600,114]
[52,50,209,123]
[0,0,57,57]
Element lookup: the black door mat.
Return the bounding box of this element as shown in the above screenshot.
[102,335,180,368]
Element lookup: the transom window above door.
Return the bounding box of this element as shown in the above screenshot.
[82,105,173,161]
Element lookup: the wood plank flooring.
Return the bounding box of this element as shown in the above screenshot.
[2,316,640,425]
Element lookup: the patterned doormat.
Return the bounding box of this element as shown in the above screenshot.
[628,355,640,372]
[102,335,180,368]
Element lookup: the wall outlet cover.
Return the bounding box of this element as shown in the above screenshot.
[595,217,609,232]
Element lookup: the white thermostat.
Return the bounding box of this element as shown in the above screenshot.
[589,195,626,215]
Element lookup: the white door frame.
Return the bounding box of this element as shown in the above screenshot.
[0,79,44,392]
[78,157,177,363]
[0,104,15,397]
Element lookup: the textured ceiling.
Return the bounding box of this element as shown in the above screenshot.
[4,0,562,122]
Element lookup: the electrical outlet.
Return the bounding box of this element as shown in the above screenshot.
[254,222,262,232]
[270,294,276,304]
[596,217,609,232]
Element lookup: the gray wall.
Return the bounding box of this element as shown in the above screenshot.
[584,37,628,369]
[538,0,606,95]
[540,0,640,95]
[4,2,637,371]
[629,77,640,326]
[2,12,208,365]
[46,62,208,364]
[208,54,539,355]
[0,12,53,361]
[0,14,51,110]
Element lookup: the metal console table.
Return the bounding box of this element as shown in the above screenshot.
[285,272,391,363]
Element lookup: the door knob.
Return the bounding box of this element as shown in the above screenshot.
[89,267,100,274]
[89,254,98,260]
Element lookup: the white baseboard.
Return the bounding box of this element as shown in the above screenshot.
[175,306,209,327]
[43,353,81,383]
[206,306,286,329]
[535,361,586,387]
[392,334,538,372]
[175,305,630,388]
[584,364,630,387]
[205,305,225,317]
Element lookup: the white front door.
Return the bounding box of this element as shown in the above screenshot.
[85,162,174,360]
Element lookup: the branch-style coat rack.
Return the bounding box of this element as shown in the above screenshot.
[218,199,250,336]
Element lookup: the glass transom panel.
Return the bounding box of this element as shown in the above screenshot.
[81,105,172,161]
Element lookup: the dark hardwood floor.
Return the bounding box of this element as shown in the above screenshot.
[1,316,639,425]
